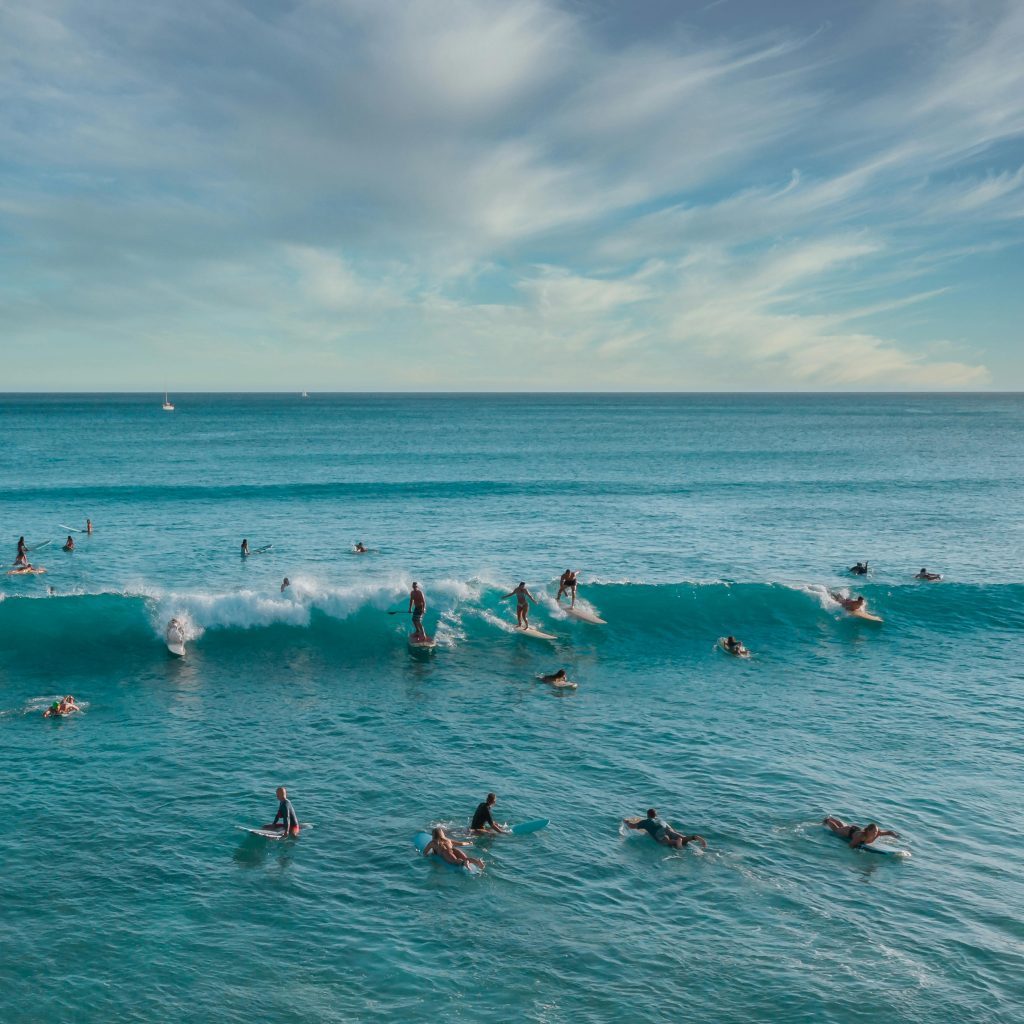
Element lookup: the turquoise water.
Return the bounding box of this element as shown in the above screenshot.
[2,393,1022,1023]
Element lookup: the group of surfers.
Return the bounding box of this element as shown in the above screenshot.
[260,789,901,872]
[850,560,942,581]
[11,521,92,573]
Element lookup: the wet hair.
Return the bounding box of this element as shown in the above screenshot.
[647,808,657,818]
[555,669,566,679]
[486,793,496,803]
[519,581,525,587]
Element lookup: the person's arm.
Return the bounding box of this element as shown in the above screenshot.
[685,835,708,849]
[878,829,900,839]
[526,589,536,605]
[408,595,413,612]
[422,839,436,856]
[485,809,509,833]
[500,590,514,600]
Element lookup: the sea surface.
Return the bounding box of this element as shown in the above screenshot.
[2,393,1022,1024]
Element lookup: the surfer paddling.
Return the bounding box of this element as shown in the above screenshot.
[265,786,300,837]
[556,570,578,608]
[409,582,427,640]
[722,636,748,656]
[422,827,485,871]
[915,568,941,581]
[830,592,866,613]
[624,809,707,850]
[823,816,900,849]
[470,793,509,834]
[502,582,537,628]
[43,695,81,718]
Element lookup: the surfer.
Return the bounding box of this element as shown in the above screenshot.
[915,568,941,581]
[823,816,900,849]
[63,535,75,552]
[422,827,485,871]
[556,570,578,608]
[44,695,80,718]
[722,636,746,656]
[624,809,708,850]
[502,582,537,628]
[470,793,509,834]
[850,561,868,575]
[409,582,427,640]
[266,786,300,837]
[830,592,866,613]
[354,542,367,554]
[15,537,28,567]
[241,539,250,557]
[281,577,290,592]
[540,669,570,684]
[86,519,93,535]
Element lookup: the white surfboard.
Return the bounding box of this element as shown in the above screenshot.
[236,822,312,840]
[165,623,186,656]
[516,625,556,640]
[561,604,606,625]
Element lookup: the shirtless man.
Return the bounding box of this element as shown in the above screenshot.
[502,582,536,628]
[624,808,707,850]
[556,570,578,608]
[409,582,427,640]
[422,827,485,871]
[830,592,866,613]
[823,816,900,849]
[915,568,941,581]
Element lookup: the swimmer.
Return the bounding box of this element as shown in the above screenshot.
[556,569,578,608]
[823,816,900,849]
[354,542,367,554]
[409,582,427,640]
[624,809,707,850]
[281,577,290,593]
[850,561,869,576]
[241,538,250,557]
[470,793,509,835]
[63,535,75,552]
[722,635,748,656]
[265,786,300,837]
[501,581,537,628]
[86,519,93,535]
[915,568,942,581]
[422,827,485,870]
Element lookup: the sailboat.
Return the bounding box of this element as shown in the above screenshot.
[162,390,175,411]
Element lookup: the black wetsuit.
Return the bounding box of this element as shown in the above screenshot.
[471,802,497,831]
[272,798,298,832]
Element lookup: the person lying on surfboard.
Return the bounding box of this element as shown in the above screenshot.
[830,592,866,613]
[63,535,75,552]
[722,636,747,656]
[540,669,570,684]
[502,582,537,628]
[470,793,510,834]
[850,561,868,575]
[265,786,300,837]
[422,827,485,870]
[624,809,707,850]
[556,570,578,608]
[409,582,427,640]
[44,695,80,718]
[915,568,941,581]
[823,817,900,849]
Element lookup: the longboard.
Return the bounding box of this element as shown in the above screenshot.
[59,525,82,533]
[236,823,312,840]
[166,626,186,656]
[412,831,481,874]
[515,625,556,640]
[8,567,46,575]
[561,604,606,625]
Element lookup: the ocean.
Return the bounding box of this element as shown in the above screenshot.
[2,392,1022,1023]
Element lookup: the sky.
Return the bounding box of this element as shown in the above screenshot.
[1,0,1023,391]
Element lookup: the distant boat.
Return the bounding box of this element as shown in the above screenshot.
[301,390,309,398]
[162,390,175,411]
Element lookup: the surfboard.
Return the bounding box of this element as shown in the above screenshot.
[236,822,311,840]
[409,634,437,650]
[8,567,46,575]
[848,608,883,623]
[561,604,606,625]
[509,819,549,835]
[250,544,273,555]
[515,625,556,640]
[412,831,481,874]
[826,825,909,858]
[165,625,186,656]
[26,540,51,552]
[59,525,81,533]
[718,638,751,658]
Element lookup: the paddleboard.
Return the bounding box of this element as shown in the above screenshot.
[412,831,481,874]
[8,567,46,575]
[561,604,606,625]
[509,819,549,835]
[826,825,909,858]
[59,525,81,533]
[515,625,556,640]
[236,822,311,840]
[165,624,186,656]
[409,634,437,650]
[718,638,751,658]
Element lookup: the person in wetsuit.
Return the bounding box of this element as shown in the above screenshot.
[470,793,508,834]
[850,561,868,575]
[823,816,900,849]
[267,786,300,836]
[409,582,427,640]
[624,808,707,850]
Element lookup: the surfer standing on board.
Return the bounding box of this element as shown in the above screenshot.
[502,582,536,628]
[556,570,578,608]
[409,582,427,640]
[266,786,300,837]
